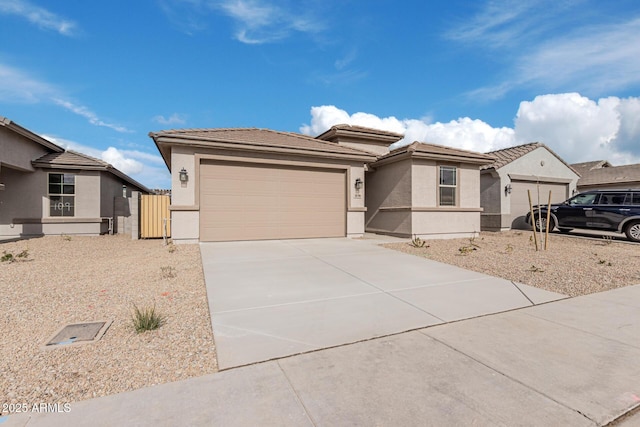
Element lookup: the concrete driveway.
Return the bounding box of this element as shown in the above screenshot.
[200,237,565,369]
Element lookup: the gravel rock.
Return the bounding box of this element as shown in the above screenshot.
[0,235,216,412]
[383,231,640,297]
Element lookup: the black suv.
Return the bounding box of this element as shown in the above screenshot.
[526,189,640,242]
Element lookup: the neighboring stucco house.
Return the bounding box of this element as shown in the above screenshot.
[572,160,640,191]
[0,116,150,238]
[480,142,580,231]
[150,124,494,243]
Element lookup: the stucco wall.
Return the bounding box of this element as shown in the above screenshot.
[0,168,127,237]
[365,158,412,236]
[169,145,367,242]
[413,211,480,239]
[0,126,50,172]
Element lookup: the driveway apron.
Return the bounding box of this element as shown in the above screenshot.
[200,238,565,369]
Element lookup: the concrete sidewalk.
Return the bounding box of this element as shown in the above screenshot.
[200,238,565,369]
[6,284,640,426]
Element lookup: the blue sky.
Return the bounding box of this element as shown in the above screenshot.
[1,0,639,189]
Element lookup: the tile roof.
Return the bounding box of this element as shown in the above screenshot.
[32,150,151,192]
[577,163,640,186]
[483,142,579,176]
[570,160,611,176]
[376,141,495,165]
[150,128,378,165]
[316,124,404,141]
[33,150,111,168]
[482,142,543,169]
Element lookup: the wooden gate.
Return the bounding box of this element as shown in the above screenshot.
[140,194,171,238]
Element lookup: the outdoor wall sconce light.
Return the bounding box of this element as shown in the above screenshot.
[355,178,363,190]
[504,183,512,195]
[179,168,189,183]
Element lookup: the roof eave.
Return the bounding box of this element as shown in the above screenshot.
[0,116,64,152]
[151,134,377,163]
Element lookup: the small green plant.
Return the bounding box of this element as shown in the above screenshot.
[504,244,514,253]
[601,235,613,245]
[598,259,612,266]
[410,235,427,248]
[167,243,177,253]
[528,265,544,273]
[131,304,166,333]
[61,234,72,241]
[160,266,177,279]
[1,249,29,263]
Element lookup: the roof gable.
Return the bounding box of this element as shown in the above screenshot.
[374,141,495,165]
[33,150,151,193]
[484,142,579,176]
[0,116,63,153]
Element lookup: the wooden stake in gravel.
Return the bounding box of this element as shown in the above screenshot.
[544,190,552,250]
[528,189,539,251]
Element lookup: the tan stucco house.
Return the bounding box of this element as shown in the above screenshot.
[480,142,580,231]
[151,124,495,243]
[0,116,150,238]
[572,160,640,191]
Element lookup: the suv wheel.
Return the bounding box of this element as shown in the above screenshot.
[534,216,555,232]
[624,221,640,243]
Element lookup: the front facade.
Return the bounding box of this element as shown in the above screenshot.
[150,128,376,243]
[152,125,494,243]
[480,143,580,231]
[365,143,494,239]
[0,116,150,238]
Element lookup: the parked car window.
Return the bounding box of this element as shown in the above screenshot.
[630,193,640,205]
[598,193,627,205]
[568,193,597,205]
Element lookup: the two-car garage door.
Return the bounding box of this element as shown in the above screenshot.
[199,161,346,242]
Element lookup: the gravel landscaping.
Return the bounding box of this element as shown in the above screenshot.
[0,235,216,412]
[383,231,640,297]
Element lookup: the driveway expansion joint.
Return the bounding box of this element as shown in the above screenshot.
[277,361,318,427]
[510,281,535,306]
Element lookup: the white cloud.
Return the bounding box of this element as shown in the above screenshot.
[514,93,640,165]
[301,93,640,165]
[52,98,132,133]
[153,113,187,126]
[218,0,323,44]
[0,63,56,103]
[101,147,144,175]
[160,0,324,43]
[0,61,131,133]
[448,1,640,98]
[300,105,514,153]
[0,0,78,36]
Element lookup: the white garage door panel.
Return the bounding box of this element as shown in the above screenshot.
[200,162,346,242]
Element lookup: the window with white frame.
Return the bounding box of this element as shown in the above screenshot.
[48,173,75,216]
[439,166,457,206]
